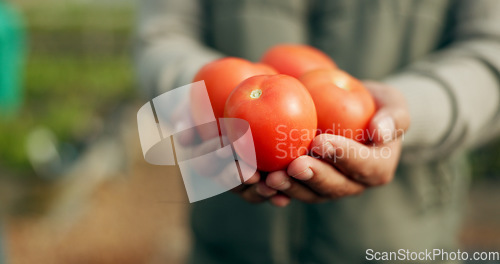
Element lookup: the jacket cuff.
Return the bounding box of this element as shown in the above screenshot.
[383,72,455,149]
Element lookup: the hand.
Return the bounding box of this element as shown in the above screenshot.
[263,81,410,204]
[170,99,278,204]
[230,172,292,206]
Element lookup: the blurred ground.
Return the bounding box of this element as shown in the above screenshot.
[6,108,192,264]
[461,180,500,251]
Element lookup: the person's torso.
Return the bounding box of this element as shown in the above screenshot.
[203,0,456,79]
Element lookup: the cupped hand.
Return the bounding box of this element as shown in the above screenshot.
[171,100,277,205]
[264,81,410,205]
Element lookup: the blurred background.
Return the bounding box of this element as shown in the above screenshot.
[0,0,499,263]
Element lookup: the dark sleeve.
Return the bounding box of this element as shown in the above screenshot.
[385,0,500,159]
[134,0,222,98]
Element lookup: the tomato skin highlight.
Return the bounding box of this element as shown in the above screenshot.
[261,44,337,79]
[300,69,376,142]
[225,74,317,172]
[190,57,277,139]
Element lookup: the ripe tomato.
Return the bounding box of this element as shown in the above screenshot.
[261,44,337,79]
[300,69,375,142]
[224,74,317,172]
[190,57,277,139]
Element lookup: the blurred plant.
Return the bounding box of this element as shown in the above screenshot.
[0,1,135,177]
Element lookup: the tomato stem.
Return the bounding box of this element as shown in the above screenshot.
[333,77,350,91]
[250,89,262,99]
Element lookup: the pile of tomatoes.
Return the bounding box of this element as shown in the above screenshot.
[191,44,375,172]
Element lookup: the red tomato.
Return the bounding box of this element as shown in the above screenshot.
[300,69,375,142]
[224,74,317,172]
[190,57,277,139]
[261,44,337,79]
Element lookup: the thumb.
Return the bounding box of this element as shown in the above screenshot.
[364,81,410,145]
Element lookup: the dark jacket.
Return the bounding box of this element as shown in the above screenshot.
[135,1,500,263]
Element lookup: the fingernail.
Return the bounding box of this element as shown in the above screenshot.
[377,116,395,143]
[256,183,277,197]
[271,196,291,207]
[275,180,291,191]
[291,167,314,181]
[320,141,335,157]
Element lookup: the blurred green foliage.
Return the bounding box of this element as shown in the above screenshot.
[1,1,498,180]
[0,1,135,175]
